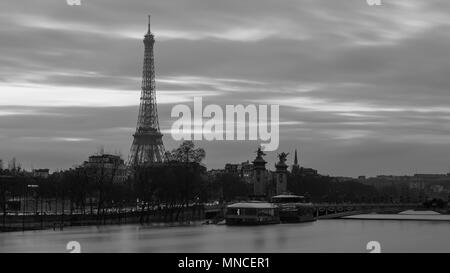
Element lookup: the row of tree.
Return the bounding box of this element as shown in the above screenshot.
[0,142,209,221]
[1,141,435,223]
[287,173,428,203]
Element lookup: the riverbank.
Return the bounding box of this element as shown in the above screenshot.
[0,206,206,232]
[343,210,450,221]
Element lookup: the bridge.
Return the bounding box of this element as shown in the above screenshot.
[314,203,419,219]
[204,203,420,220]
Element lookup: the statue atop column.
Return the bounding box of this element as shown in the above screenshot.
[256,147,266,159]
[275,152,289,195]
[277,152,289,165]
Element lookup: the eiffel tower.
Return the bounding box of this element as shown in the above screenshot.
[129,16,165,166]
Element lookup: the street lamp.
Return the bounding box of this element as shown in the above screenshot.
[22,184,39,231]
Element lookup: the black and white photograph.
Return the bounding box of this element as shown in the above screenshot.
[1,0,450,259]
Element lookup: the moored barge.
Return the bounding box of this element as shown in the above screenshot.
[271,194,316,223]
[225,201,280,225]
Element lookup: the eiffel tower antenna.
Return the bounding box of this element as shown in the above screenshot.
[147,15,151,33]
[129,15,165,167]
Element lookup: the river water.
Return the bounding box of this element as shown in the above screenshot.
[1,217,449,253]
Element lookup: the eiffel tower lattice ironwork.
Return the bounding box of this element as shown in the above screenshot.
[129,15,165,166]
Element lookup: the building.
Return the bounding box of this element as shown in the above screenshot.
[333,176,357,183]
[224,163,239,174]
[240,160,253,183]
[290,148,318,177]
[297,167,318,177]
[207,169,226,181]
[82,154,128,184]
[33,169,50,179]
[207,169,225,176]
[223,161,253,183]
[356,173,450,202]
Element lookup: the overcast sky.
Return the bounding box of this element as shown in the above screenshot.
[1,0,450,176]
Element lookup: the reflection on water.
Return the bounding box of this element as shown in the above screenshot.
[0,219,449,253]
